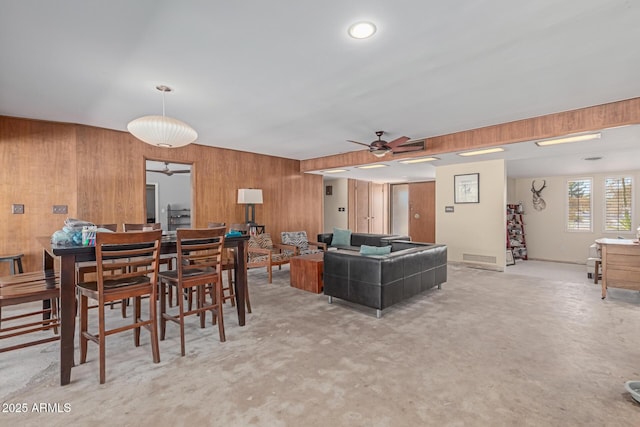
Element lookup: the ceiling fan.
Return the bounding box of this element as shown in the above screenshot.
[145,162,191,176]
[347,131,425,157]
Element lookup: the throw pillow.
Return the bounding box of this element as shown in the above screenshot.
[331,228,352,247]
[359,244,392,256]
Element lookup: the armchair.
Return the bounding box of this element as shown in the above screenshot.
[280,231,326,255]
[247,233,295,283]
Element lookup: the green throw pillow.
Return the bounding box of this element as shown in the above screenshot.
[331,228,352,247]
[359,244,392,256]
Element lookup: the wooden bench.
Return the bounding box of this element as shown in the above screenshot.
[0,271,60,353]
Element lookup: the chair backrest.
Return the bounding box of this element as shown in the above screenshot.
[176,228,226,280]
[123,222,161,232]
[94,230,163,294]
[281,231,309,251]
[96,224,118,232]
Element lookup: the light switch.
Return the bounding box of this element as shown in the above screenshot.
[12,204,24,214]
[53,205,68,214]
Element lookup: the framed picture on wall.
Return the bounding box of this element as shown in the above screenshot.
[454,173,479,204]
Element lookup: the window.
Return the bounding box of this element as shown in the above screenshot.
[604,176,632,232]
[567,178,592,231]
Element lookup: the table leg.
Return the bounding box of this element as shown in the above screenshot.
[59,255,76,385]
[233,242,247,326]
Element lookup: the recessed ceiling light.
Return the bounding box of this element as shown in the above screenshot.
[322,169,347,174]
[399,157,440,164]
[535,133,601,146]
[357,164,388,169]
[348,21,377,39]
[458,147,504,157]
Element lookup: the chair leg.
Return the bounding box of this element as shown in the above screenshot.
[51,298,59,334]
[245,282,252,314]
[79,295,88,364]
[149,288,160,364]
[134,296,141,347]
[178,286,186,357]
[216,281,225,342]
[98,302,106,384]
[267,266,272,284]
[199,286,206,329]
[160,280,167,341]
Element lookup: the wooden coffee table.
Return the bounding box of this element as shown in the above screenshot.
[290,252,324,293]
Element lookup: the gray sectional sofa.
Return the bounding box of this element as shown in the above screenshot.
[323,240,447,317]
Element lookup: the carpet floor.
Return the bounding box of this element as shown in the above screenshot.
[2,261,640,426]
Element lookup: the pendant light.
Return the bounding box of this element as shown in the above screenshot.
[127,85,198,148]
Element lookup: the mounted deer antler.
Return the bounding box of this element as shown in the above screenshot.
[531,180,547,211]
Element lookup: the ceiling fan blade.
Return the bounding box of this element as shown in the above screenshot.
[391,145,425,153]
[171,170,191,174]
[347,140,372,148]
[146,169,165,173]
[385,136,411,148]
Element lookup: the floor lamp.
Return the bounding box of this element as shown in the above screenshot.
[237,189,263,225]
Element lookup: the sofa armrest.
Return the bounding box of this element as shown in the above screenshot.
[317,233,333,245]
[307,241,327,252]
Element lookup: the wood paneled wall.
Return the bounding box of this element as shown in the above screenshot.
[0,116,323,273]
[300,97,640,172]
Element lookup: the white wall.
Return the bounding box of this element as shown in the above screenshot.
[146,172,192,231]
[323,178,348,233]
[436,159,507,270]
[513,170,640,263]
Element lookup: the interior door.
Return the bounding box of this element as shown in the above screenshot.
[369,182,385,234]
[352,180,387,233]
[408,181,435,242]
[355,180,369,233]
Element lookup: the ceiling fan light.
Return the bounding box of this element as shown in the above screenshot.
[127,115,197,148]
[371,150,389,158]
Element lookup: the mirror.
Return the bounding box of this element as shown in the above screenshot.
[145,160,192,232]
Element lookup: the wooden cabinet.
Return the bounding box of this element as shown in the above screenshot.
[506,204,527,260]
[597,238,640,299]
[167,204,190,231]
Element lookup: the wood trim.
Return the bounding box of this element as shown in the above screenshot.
[300,97,640,172]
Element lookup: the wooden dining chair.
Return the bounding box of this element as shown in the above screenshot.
[77,230,162,384]
[159,227,226,356]
[75,224,127,316]
[123,222,176,308]
[208,222,252,314]
[0,270,60,353]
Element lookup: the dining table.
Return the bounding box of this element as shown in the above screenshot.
[38,233,250,386]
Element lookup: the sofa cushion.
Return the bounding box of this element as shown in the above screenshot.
[331,228,352,247]
[360,245,392,256]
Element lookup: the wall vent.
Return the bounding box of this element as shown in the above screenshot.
[462,253,497,264]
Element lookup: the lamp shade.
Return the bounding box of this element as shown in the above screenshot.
[237,189,263,204]
[127,115,198,148]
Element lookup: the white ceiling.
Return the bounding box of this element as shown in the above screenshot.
[1,1,639,182]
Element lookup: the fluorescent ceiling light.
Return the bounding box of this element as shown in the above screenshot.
[357,164,388,169]
[322,169,347,174]
[348,21,377,39]
[458,147,504,157]
[535,133,601,146]
[399,157,440,164]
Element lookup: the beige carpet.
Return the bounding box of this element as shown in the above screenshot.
[3,262,640,426]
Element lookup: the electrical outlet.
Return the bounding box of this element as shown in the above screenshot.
[52,205,68,214]
[12,204,24,214]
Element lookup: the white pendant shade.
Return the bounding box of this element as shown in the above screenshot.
[127,115,198,148]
